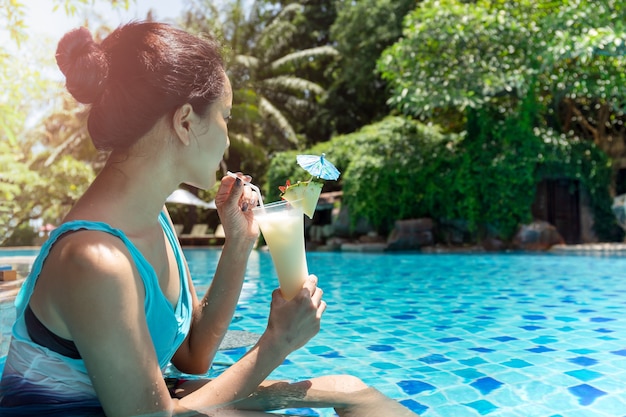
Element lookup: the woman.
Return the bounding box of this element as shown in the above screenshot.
[0,22,418,417]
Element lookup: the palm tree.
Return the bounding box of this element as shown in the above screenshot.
[185,1,338,152]
[231,2,338,151]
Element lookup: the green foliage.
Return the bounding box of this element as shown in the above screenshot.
[324,0,416,134]
[454,94,542,239]
[266,116,458,232]
[372,0,624,242]
[267,108,619,242]
[2,223,38,247]
[0,0,127,245]
[378,0,626,117]
[340,119,455,233]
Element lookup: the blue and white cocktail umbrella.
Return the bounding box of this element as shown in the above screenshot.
[296,153,340,180]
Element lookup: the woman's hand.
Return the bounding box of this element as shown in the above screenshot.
[264,275,327,354]
[214,173,259,243]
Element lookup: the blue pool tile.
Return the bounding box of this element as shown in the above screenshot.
[470,347,495,353]
[319,351,344,358]
[568,356,598,367]
[569,348,597,355]
[399,399,428,414]
[308,346,333,354]
[223,347,247,356]
[527,346,556,353]
[463,326,486,334]
[397,380,436,395]
[366,344,395,352]
[502,359,533,368]
[418,354,450,364]
[610,348,626,356]
[565,369,602,382]
[491,336,518,342]
[557,326,576,332]
[415,366,440,373]
[523,315,547,320]
[460,357,488,366]
[531,336,558,344]
[392,314,416,320]
[568,383,607,405]
[594,328,614,333]
[465,399,498,415]
[437,337,462,343]
[591,317,616,323]
[370,362,401,370]
[453,368,486,380]
[379,337,405,345]
[555,316,579,322]
[520,325,544,331]
[470,377,503,395]
[355,326,376,334]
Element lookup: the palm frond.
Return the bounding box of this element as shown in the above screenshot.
[261,76,325,96]
[274,3,304,20]
[233,54,259,69]
[271,46,339,71]
[259,97,299,146]
[258,20,298,60]
[284,96,314,113]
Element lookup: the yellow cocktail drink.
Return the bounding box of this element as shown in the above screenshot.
[252,200,308,301]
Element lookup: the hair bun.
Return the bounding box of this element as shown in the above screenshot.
[56,27,109,104]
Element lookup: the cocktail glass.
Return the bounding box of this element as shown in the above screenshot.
[252,199,308,301]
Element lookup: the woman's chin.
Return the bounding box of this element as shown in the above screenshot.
[184,178,214,191]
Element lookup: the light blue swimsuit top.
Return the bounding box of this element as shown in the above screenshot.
[0,212,193,410]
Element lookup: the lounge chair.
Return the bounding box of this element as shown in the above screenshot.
[178,224,213,245]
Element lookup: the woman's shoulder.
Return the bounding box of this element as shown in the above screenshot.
[45,228,138,287]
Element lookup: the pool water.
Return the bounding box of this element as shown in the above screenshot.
[3,249,626,417]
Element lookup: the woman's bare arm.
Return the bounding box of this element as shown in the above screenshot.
[171,175,259,374]
[47,233,175,417]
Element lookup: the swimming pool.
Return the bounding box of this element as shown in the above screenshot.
[2,249,626,416]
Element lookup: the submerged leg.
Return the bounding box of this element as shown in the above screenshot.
[175,375,419,416]
[234,375,420,417]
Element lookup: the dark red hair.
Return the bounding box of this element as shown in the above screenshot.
[56,22,225,151]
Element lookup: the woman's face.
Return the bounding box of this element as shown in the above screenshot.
[185,75,233,189]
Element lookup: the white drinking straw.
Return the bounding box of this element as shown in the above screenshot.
[226,171,265,209]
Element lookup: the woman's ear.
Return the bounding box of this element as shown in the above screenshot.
[172,104,194,146]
